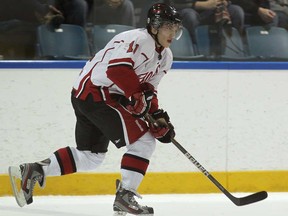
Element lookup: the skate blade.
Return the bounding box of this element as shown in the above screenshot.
[113,211,153,216]
[113,211,127,216]
[8,166,27,207]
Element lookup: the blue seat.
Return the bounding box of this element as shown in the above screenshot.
[195,25,254,61]
[36,24,91,60]
[169,27,205,60]
[91,24,135,54]
[0,20,37,59]
[245,26,288,60]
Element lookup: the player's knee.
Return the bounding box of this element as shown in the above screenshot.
[84,151,106,169]
[71,148,106,171]
[126,132,156,160]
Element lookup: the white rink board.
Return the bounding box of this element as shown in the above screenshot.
[1,68,288,174]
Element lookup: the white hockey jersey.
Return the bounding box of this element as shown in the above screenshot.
[73,28,173,104]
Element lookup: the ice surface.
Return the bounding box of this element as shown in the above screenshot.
[0,193,287,216]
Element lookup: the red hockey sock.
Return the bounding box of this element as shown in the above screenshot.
[121,153,149,175]
[54,147,77,175]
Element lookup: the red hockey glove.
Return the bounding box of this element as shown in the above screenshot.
[149,109,175,143]
[127,83,154,118]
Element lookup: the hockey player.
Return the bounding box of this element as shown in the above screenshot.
[8,3,182,215]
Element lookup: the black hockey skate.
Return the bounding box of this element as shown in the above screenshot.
[113,179,154,216]
[8,163,45,207]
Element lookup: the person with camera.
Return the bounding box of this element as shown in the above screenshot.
[165,0,245,43]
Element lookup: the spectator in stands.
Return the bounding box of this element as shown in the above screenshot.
[0,0,63,25]
[165,0,245,43]
[0,0,63,59]
[269,0,288,29]
[54,0,93,27]
[90,0,135,27]
[230,0,278,27]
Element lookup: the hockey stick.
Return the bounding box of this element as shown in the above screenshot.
[145,114,268,206]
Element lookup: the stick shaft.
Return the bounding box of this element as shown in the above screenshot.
[171,137,268,206]
[171,138,234,199]
[145,113,267,206]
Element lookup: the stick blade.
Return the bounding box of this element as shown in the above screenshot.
[235,191,268,206]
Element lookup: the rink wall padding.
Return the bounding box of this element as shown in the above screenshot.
[1,171,288,196]
[1,61,288,196]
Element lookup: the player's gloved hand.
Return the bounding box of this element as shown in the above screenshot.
[149,109,175,143]
[127,83,154,118]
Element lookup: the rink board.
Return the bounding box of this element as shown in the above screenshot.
[1,170,288,196]
[1,61,288,196]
